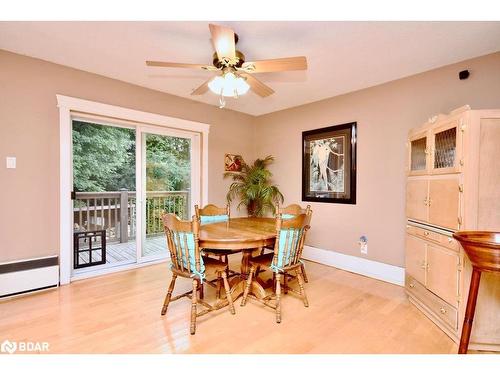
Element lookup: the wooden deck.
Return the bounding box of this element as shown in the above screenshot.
[76,235,167,267]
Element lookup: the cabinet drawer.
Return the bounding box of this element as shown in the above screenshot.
[406,275,458,330]
[406,225,458,251]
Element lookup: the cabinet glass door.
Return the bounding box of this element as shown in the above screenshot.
[408,132,429,175]
[431,120,462,174]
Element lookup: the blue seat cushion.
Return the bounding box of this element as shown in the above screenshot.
[171,231,205,275]
[275,228,303,269]
[200,214,229,224]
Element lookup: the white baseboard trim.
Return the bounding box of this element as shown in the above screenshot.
[302,245,405,286]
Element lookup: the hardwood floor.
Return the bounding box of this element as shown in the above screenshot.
[0,260,458,354]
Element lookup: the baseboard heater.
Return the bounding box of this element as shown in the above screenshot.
[0,256,59,298]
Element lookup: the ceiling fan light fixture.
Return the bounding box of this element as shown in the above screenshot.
[208,72,250,97]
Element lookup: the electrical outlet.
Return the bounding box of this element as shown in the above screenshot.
[359,235,368,254]
[360,243,368,254]
[6,156,16,169]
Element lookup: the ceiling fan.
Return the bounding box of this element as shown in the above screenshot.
[146,23,308,108]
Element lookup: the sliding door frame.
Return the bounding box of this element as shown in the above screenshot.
[137,125,201,263]
[57,95,210,284]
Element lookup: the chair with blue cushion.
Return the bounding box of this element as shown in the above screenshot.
[241,211,312,323]
[280,203,311,219]
[259,204,312,284]
[160,213,235,335]
[195,204,241,284]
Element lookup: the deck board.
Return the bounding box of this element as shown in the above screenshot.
[75,236,167,268]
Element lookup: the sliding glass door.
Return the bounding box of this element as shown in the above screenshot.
[71,119,200,275]
[72,120,137,271]
[139,128,199,261]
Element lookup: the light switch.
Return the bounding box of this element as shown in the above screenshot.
[6,157,16,169]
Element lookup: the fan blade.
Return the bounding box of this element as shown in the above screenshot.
[241,56,307,73]
[191,77,214,95]
[146,61,212,70]
[240,73,274,97]
[209,24,236,61]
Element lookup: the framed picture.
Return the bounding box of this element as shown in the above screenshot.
[302,122,357,204]
[224,153,242,172]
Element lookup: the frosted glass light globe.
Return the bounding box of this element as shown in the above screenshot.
[208,72,250,97]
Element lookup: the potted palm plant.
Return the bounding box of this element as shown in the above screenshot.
[224,155,284,217]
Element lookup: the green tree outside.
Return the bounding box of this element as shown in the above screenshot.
[72,121,191,234]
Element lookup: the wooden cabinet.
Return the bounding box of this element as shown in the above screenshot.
[407,117,464,176]
[405,234,427,285]
[426,244,460,307]
[405,106,500,351]
[428,176,461,230]
[405,228,460,307]
[406,175,461,231]
[406,179,428,223]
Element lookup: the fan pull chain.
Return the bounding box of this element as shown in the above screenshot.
[219,89,226,108]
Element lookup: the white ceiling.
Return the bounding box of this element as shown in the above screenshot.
[1,21,500,116]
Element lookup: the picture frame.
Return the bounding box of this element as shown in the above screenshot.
[224,153,242,172]
[302,122,357,204]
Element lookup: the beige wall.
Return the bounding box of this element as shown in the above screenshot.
[0,49,255,263]
[254,52,500,267]
[2,48,500,268]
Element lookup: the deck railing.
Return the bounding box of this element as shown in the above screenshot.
[73,190,189,243]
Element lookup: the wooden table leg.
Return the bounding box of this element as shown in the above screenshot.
[240,249,252,280]
[226,249,266,302]
[459,268,482,354]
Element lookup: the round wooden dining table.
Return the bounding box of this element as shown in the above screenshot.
[199,217,277,301]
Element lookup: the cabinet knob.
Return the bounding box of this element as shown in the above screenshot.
[409,283,415,289]
[424,231,429,236]
[440,307,447,314]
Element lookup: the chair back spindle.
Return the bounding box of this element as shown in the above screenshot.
[271,212,311,272]
[162,213,205,278]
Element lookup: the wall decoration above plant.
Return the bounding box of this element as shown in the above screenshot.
[224,155,284,217]
[302,122,357,204]
[224,153,242,172]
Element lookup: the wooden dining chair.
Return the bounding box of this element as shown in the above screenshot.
[161,213,235,335]
[195,204,241,284]
[279,203,312,219]
[259,204,312,284]
[241,211,312,323]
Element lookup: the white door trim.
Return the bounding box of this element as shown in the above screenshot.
[57,95,210,285]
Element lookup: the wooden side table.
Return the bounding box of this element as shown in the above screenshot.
[453,231,500,354]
